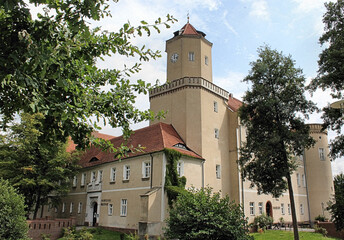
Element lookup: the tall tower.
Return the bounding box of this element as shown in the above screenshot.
[150,23,237,197]
[166,22,213,82]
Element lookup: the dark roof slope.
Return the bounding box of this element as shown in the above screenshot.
[79,123,203,168]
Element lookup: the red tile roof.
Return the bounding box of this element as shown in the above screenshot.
[174,22,206,37]
[78,123,203,168]
[227,95,243,112]
[66,132,115,152]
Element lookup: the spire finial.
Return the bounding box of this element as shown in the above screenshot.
[187,12,190,23]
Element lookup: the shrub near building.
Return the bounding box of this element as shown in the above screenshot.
[165,187,252,240]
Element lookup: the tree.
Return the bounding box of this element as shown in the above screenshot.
[308,0,344,159]
[328,173,344,231]
[165,187,251,240]
[0,0,176,151]
[238,46,316,240]
[0,178,29,240]
[0,113,80,219]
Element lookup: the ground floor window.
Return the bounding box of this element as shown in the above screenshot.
[249,202,255,215]
[121,199,127,216]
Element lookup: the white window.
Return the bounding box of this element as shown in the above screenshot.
[69,202,73,213]
[214,128,219,139]
[72,176,77,187]
[205,56,209,65]
[216,165,221,179]
[300,203,304,215]
[258,202,263,215]
[281,203,285,215]
[78,202,82,214]
[188,52,195,61]
[110,167,116,182]
[249,202,255,215]
[319,148,325,161]
[91,171,96,183]
[123,165,130,180]
[121,199,127,216]
[108,204,113,216]
[177,161,184,177]
[142,161,151,178]
[81,173,86,186]
[297,173,300,187]
[97,170,103,183]
[288,204,291,215]
[302,174,306,187]
[62,202,66,213]
[214,101,218,113]
[299,154,304,161]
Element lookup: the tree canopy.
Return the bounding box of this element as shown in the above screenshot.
[0,0,176,151]
[328,173,344,231]
[0,113,80,219]
[308,0,344,159]
[165,187,251,240]
[238,46,316,240]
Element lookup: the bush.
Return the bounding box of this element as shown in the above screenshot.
[253,214,273,231]
[0,179,29,240]
[314,224,327,237]
[315,215,326,222]
[60,227,93,240]
[165,187,252,240]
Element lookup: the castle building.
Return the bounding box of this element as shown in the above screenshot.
[44,22,334,237]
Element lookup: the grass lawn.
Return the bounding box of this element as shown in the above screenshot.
[251,230,340,240]
[58,228,129,240]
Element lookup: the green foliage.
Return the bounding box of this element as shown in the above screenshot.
[0,178,29,240]
[314,224,328,237]
[164,148,187,206]
[328,173,344,231]
[238,45,316,197]
[0,0,176,152]
[60,227,93,240]
[308,0,344,159]
[165,187,252,240]
[315,215,326,222]
[251,230,336,240]
[0,113,80,219]
[253,214,273,231]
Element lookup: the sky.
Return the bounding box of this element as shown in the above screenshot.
[29,0,343,175]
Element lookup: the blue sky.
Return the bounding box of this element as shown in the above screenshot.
[30,0,342,174]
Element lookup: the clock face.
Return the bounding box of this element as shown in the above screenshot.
[170,53,179,63]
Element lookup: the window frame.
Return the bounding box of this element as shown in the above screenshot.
[249,202,255,216]
[281,203,285,215]
[81,173,86,186]
[205,56,209,65]
[69,202,73,213]
[214,128,219,139]
[110,167,116,182]
[123,165,130,181]
[216,164,221,179]
[78,202,82,214]
[213,101,218,113]
[142,161,151,179]
[258,202,263,215]
[72,176,77,187]
[120,199,127,217]
[177,161,184,177]
[108,203,113,216]
[319,148,325,161]
[188,52,195,61]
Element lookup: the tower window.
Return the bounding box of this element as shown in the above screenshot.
[205,56,209,65]
[214,101,218,113]
[216,165,221,179]
[319,148,325,161]
[188,52,195,61]
[214,128,219,139]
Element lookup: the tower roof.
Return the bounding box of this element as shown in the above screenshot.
[173,22,206,37]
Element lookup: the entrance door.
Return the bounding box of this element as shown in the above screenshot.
[266,201,273,218]
[92,202,98,226]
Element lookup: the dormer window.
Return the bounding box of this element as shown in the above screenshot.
[173,143,187,150]
[89,157,99,163]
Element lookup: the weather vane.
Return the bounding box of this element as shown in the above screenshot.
[187,11,190,23]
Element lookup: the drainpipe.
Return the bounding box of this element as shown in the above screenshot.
[202,160,205,188]
[303,149,312,227]
[236,125,244,212]
[150,153,154,189]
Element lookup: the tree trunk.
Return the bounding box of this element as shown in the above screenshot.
[286,171,299,240]
[33,192,41,220]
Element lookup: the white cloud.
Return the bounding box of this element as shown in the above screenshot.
[291,0,327,14]
[222,10,239,36]
[249,0,269,20]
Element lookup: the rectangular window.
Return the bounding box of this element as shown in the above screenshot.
[121,199,127,216]
[214,128,219,139]
[258,202,263,215]
[108,204,113,216]
[72,176,77,187]
[91,171,96,183]
[62,202,66,213]
[205,56,209,65]
[177,161,184,177]
[214,101,218,113]
[81,173,86,186]
[319,148,325,161]
[97,170,103,183]
[300,203,304,215]
[299,154,304,161]
[302,174,306,187]
[78,202,82,214]
[70,202,73,213]
[123,165,130,180]
[188,52,195,61]
[142,161,151,178]
[110,167,116,182]
[249,202,255,216]
[288,204,291,215]
[281,203,285,215]
[297,173,300,187]
[216,165,221,179]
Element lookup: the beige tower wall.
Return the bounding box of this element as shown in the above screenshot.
[305,124,334,221]
[166,35,212,82]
